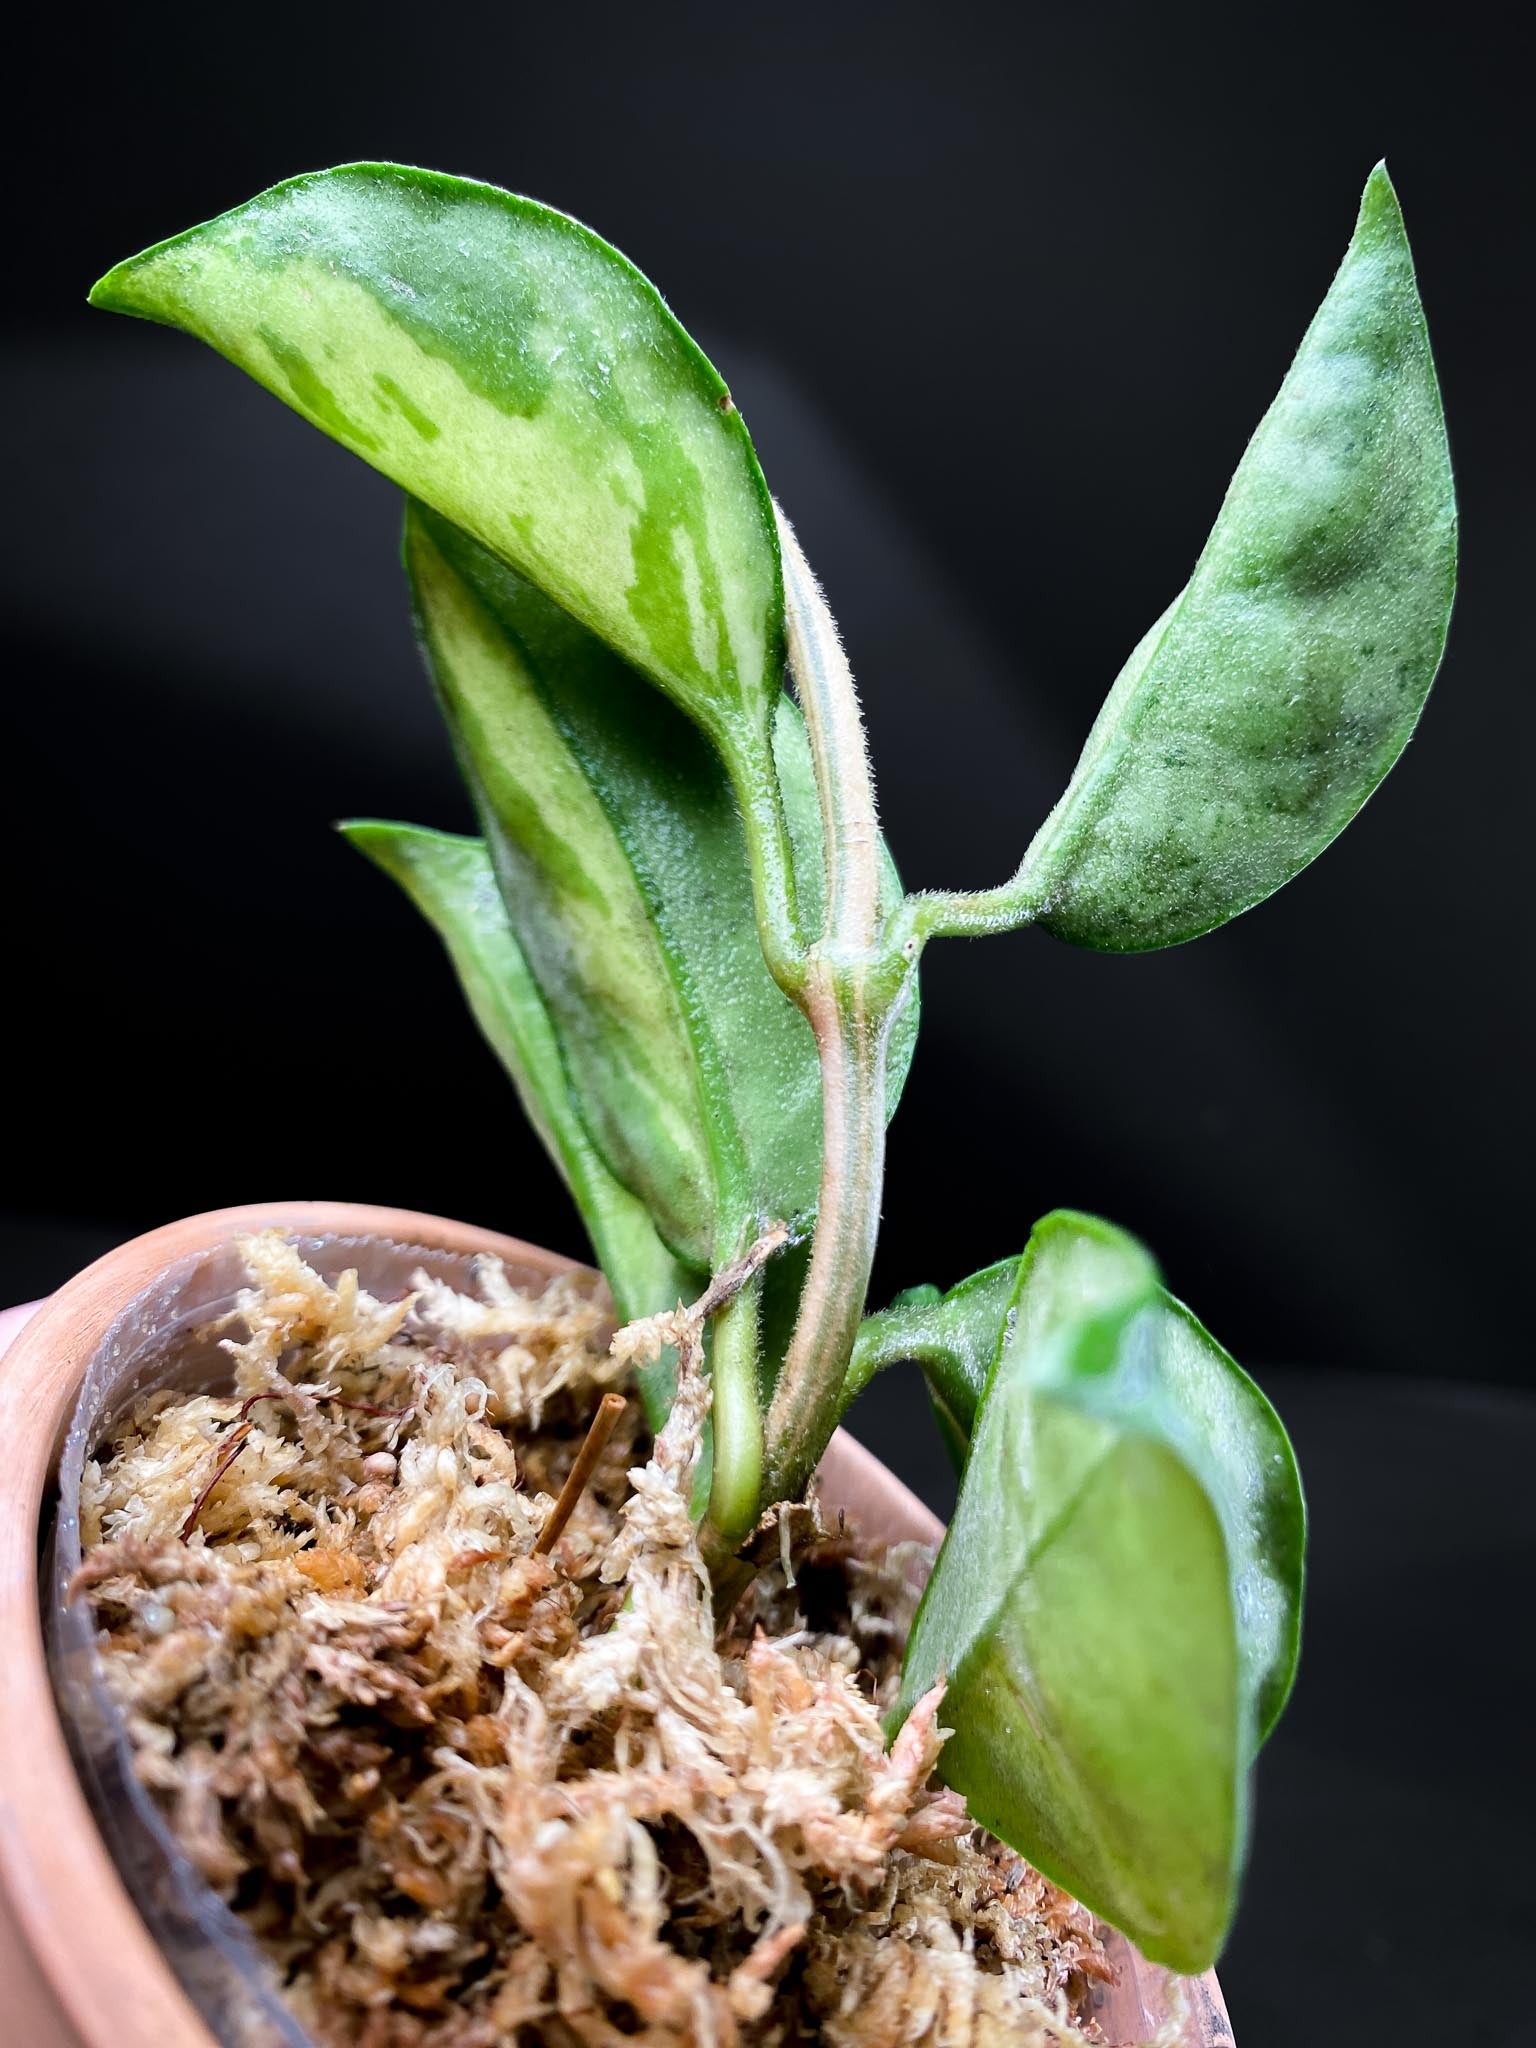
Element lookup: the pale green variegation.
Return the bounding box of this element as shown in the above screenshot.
[404,503,917,1279]
[909,163,1456,950]
[339,821,695,1421]
[92,158,1457,1976]
[893,1213,1305,1972]
[89,165,782,761]
[408,507,735,1270]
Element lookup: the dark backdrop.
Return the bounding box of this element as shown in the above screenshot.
[8,1,1531,1386]
[6,5,1532,2043]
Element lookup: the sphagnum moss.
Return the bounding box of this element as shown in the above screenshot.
[78,1234,1117,2046]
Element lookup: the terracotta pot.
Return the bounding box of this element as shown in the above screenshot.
[0,1203,1233,2048]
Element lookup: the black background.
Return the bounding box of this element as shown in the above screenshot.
[6,4,1532,2042]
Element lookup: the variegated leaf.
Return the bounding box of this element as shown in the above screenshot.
[91,164,783,762]
[406,504,918,1275]
[339,820,698,1375]
[1020,166,1456,949]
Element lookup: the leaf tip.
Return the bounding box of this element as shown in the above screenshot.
[336,817,416,882]
[86,259,139,314]
[1356,158,1406,241]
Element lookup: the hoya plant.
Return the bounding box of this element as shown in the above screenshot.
[90,160,1454,1975]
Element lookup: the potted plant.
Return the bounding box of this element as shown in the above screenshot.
[0,159,1452,2046]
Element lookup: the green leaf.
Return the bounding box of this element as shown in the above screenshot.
[339,822,698,1380]
[893,1211,1306,1971]
[404,505,918,1277]
[1151,1290,1305,1745]
[89,163,783,759]
[845,1262,1016,1466]
[407,509,724,1264]
[886,1214,1305,1737]
[1020,164,1456,950]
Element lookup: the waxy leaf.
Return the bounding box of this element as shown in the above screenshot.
[406,505,918,1276]
[1021,165,1456,950]
[873,1227,1304,1742]
[339,822,698,1372]
[90,164,783,757]
[846,1262,1016,1467]
[408,515,700,1258]
[872,1219,1304,1739]
[894,1212,1305,1971]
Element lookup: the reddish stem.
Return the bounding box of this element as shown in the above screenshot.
[180,1423,254,1542]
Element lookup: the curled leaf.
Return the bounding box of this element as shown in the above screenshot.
[846,1263,1016,1467]
[892,1212,1305,1970]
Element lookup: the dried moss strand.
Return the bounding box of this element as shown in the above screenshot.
[236,1388,413,1423]
[692,1217,790,1322]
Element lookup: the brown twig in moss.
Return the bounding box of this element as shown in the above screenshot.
[535,1391,626,1555]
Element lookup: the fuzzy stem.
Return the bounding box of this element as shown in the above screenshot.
[896,872,1045,945]
[756,507,892,1510]
[762,989,888,1505]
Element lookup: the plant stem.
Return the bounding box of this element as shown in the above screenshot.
[896,871,1045,945]
[755,507,894,1509]
[762,985,888,1504]
[706,1278,765,1547]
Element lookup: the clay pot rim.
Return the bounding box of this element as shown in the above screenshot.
[0,1200,1233,2048]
